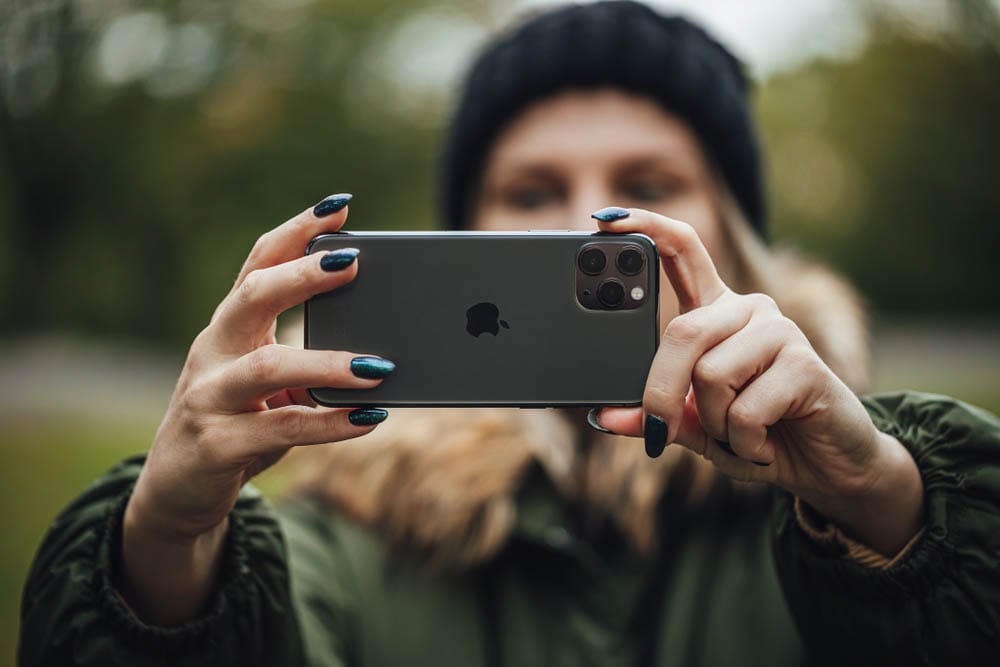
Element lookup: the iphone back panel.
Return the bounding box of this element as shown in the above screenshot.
[304,231,659,407]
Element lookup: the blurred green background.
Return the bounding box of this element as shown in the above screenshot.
[2,0,999,663]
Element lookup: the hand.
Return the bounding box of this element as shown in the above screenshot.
[129,194,393,539]
[119,194,394,625]
[591,207,925,556]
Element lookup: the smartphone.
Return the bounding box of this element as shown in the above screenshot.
[304,231,659,407]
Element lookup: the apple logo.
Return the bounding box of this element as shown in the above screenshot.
[465,302,510,337]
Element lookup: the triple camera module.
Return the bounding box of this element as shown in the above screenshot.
[575,242,648,311]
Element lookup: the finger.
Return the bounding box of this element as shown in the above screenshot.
[642,293,759,445]
[233,193,353,290]
[701,434,779,484]
[212,249,359,353]
[591,405,643,436]
[266,389,296,410]
[726,345,827,464]
[591,387,714,454]
[233,405,388,458]
[691,314,792,443]
[593,392,777,483]
[287,387,318,407]
[265,386,317,410]
[593,207,729,312]
[213,346,393,410]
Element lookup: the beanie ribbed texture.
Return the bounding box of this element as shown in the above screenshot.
[440,0,767,240]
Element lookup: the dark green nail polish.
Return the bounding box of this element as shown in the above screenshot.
[591,206,630,222]
[716,439,771,466]
[320,247,359,271]
[348,408,388,426]
[313,193,353,217]
[644,414,667,458]
[351,356,396,379]
[716,439,736,456]
[586,408,615,434]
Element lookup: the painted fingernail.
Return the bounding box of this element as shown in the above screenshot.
[716,439,771,466]
[348,408,388,426]
[752,444,774,466]
[591,206,630,222]
[320,247,359,271]
[644,414,667,458]
[586,408,615,434]
[715,439,736,455]
[351,356,396,379]
[313,193,353,217]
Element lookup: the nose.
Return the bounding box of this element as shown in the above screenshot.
[565,175,615,231]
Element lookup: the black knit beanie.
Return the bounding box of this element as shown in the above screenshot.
[440,0,767,240]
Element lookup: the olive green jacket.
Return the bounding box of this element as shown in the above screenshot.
[18,391,1000,666]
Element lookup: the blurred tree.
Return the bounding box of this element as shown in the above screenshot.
[1,0,998,349]
[759,1,1000,317]
[0,0,463,346]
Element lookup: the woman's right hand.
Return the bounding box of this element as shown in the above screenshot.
[119,194,392,624]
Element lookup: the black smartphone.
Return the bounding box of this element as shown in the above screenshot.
[304,231,659,407]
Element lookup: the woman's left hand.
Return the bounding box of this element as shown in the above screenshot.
[591,208,925,556]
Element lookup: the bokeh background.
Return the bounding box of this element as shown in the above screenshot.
[2,0,999,662]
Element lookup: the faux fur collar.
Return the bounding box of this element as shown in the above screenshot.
[277,245,870,571]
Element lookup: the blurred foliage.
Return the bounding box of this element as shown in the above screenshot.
[0,0,998,352]
[759,4,1000,316]
[0,420,149,665]
[0,417,293,664]
[0,0,489,345]
[2,2,999,663]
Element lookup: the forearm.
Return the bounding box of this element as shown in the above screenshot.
[117,489,230,627]
[798,431,926,557]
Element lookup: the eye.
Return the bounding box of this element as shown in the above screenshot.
[621,181,667,203]
[503,184,561,211]
[619,177,686,204]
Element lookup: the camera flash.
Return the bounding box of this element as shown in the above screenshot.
[630,286,644,301]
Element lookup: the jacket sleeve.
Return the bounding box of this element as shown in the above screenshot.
[771,389,1000,665]
[19,453,308,667]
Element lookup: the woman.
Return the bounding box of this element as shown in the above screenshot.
[19,2,1000,665]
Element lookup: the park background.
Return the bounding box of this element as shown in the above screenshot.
[1,0,999,662]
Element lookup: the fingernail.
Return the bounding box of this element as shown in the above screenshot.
[351,356,396,379]
[313,193,353,217]
[716,439,771,466]
[715,439,736,456]
[348,408,388,426]
[586,408,615,434]
[752,445,773,467]
[644,414,667,458]
[591,206,630,222]
[320,247,359,271]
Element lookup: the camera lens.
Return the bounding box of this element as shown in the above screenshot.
[597,278,626,308]
[617,247,645,275]
[578,247,607,275]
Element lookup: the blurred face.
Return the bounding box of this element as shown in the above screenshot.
[473,89,734,326]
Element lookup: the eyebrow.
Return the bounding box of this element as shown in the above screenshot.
[485,149,698,188]
[498,151,689,173]
[487,163,565,183]
[613,155,690,173]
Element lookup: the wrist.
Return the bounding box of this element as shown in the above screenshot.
[125,455,231,541]
[123,486,230,549]
[119,490,230,626]
[798,430,925,558]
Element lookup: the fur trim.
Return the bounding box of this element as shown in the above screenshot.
[275,246,870,570]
